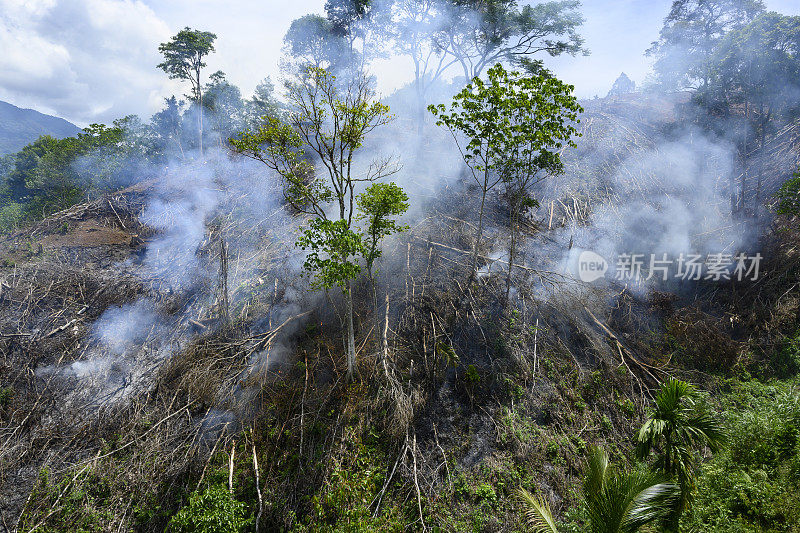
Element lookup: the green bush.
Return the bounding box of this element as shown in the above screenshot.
[168,484,250,533]
[772,331,800,378]
[777,172,800,216]
[683,379,800,531]
[0,202,25,232]
[0,386,13,407]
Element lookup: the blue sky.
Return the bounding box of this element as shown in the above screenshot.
[1,0,798,125]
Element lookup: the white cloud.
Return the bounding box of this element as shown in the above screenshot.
[1,0,799,125]
[0,0,173,124]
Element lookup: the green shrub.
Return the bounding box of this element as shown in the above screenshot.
[683,379,800,531]
[465,365,480,387]
[0,386,13,407]
[168,484,250,533]
[772,331,800,378]
[0,202,24,232]
[777,172,800,216]
[473,482,497,504]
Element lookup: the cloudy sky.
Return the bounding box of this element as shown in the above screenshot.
[1,0,799,126]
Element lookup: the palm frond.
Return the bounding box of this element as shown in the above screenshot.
[654,378,691,414]
[683,413,727,451]
[584,445,609,497]
[619,469,681,533]
[517,488,560,533]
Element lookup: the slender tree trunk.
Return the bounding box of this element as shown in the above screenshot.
[740,100,749,211]
[196,68,204,157]
[413,57,425,135]
[218,236,230,326]
[505,195,517,305]
[199,90,204,157]
[370,268,383,368]
[346,280,356,382]
[755,108,768,211]
[470,170,489,282]
[382,293,390,377]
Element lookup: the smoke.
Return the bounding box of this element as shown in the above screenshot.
[553,123,748,294]
[40,1,800,414]
[43,136,309,407]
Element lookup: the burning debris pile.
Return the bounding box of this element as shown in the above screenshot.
[0,153,315,525]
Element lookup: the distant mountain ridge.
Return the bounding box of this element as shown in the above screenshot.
[0,100,81,155]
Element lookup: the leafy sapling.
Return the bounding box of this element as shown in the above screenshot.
[357,182,409,357]
[429,63,581,292]
[231,67,401,381]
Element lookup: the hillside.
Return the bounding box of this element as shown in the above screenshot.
[1,90,799,531]
[0,101,81,155]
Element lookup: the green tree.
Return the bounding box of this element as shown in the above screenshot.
[231,67,400,381]
[384,0,463,132]
[700,11,800,210]
[429,63,581,284]
[357,182,409,360]
[282,15,353,77]
[492,68,581,303]
[4,135,60,200]
[202,71,246,146]
[246,77,284,127]
[157,27,218,156]
[152,96,187,158]
[326,0,372,50]
[777,170,800,216]
[3,121,128,216]
[168,484,250,533]
[647,0,765,90]
[636,378,726,529]
[440,0,587,81]
[519,446,680,533]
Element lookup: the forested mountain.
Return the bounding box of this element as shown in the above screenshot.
[0,100,80,155]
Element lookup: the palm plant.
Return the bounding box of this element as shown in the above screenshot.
[635,378,726,528]
[518,446,679,533]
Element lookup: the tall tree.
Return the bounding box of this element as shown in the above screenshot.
[151,96,187,159]
[429,63,581,285]
[385,0,462,132]
[439,0,587,81]
[282,15,354,78]
[647,0,764,90]
[231,68,401,381]
[636,378,726,530]
[493,67,581,303]
[326,0,372,48]
[202,71,246,145]
[246,77,284,127]
[519,446,680,533]
[700,12,800,211]
[157,27,217,156]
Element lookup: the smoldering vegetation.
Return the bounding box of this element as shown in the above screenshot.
[1,1,800,531]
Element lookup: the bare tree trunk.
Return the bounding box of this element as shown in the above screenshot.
[252,440,263,533]
[217,236,230,326]
[383,293,390,376]
[505,194,518,305]
[740,99,749,211]
[370,269,383,369]
[346,280,356,382]
[228,443,235,492]
[198,76,204,157]
[755,108,769,212]
[470,170,489,283]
